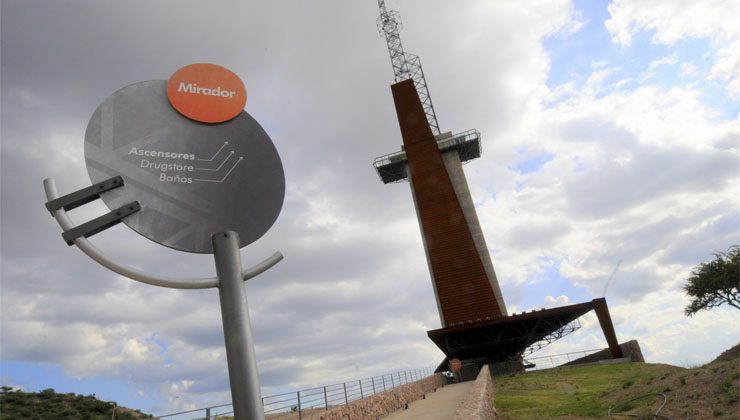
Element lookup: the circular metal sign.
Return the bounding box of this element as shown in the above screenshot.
[84,80,284,254]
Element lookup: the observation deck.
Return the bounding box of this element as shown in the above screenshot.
[427,298,624,374]
[373,129,481,184]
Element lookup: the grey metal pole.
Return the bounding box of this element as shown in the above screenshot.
[213,231,264,420]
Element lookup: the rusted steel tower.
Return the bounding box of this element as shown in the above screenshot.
[374,0,507,327]
[372,1,624,371]
[377,80,508,326]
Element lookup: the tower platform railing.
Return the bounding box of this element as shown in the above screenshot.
[373,129,481,183]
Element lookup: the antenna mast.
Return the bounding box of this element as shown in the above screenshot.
[376,0,440,135]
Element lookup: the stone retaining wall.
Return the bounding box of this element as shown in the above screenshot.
[453,365,495,420]
[301,373,447,420]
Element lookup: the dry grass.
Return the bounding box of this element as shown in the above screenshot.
[494,346,739,419]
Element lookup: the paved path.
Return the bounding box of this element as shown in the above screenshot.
[383,381,473,419]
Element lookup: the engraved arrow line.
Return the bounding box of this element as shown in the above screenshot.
[196,141,228,162]
[194,151,234,171]
[194,157,244,183]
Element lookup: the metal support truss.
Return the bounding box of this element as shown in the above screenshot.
[438,318,581,364]
[429,300,622,375]
[522,318,581,357]
[377,0,440,135]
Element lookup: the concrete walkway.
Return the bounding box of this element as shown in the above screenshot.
[383,381,474,419]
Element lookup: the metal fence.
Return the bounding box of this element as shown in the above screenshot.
[155,366,435,420]
[524,348,602,370]
[489,348,604,376]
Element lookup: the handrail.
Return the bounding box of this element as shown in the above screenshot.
[154,366,436,419]
[487,348,605,375]
[372,128,480,167]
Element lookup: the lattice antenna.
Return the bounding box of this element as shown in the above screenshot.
[376,0,440,135]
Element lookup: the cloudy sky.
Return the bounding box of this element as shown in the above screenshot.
[1,0,738,415]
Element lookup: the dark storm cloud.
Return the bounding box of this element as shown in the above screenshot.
[1,0,251,99]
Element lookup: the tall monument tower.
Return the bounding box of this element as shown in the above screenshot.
[372,2,625,372]
[375,85,509,327]
[373,1,507,327]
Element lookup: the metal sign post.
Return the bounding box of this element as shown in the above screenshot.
[213,231,264,420]
[44,63,285,420]
[45,179,278,420]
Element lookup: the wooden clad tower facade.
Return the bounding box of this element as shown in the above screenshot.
[390,79,506,326]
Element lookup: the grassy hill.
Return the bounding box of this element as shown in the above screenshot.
[0,387,152,420]
[494,345,740,419]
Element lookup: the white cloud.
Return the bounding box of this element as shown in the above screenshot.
[606,0,740,98]
[605,0,739,46]
[544,295,570,308]
[709,40,740,97]
[586,68,615,90]
[639,55,678,81]
[679,62,699,77]
[473,6,738,364]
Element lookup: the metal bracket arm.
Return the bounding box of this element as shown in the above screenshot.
[61,201,140,245]
[45,175,123,214]
[44,178,283,289]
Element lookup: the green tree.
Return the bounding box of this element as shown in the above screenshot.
[683,245,740,316]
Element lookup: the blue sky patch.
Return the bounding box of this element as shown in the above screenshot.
[511,152,555,174]
[519,259,592,311]
[544,0,737,118]
[0,361,158,411]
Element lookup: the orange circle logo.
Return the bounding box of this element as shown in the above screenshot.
[167,63,246,123]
